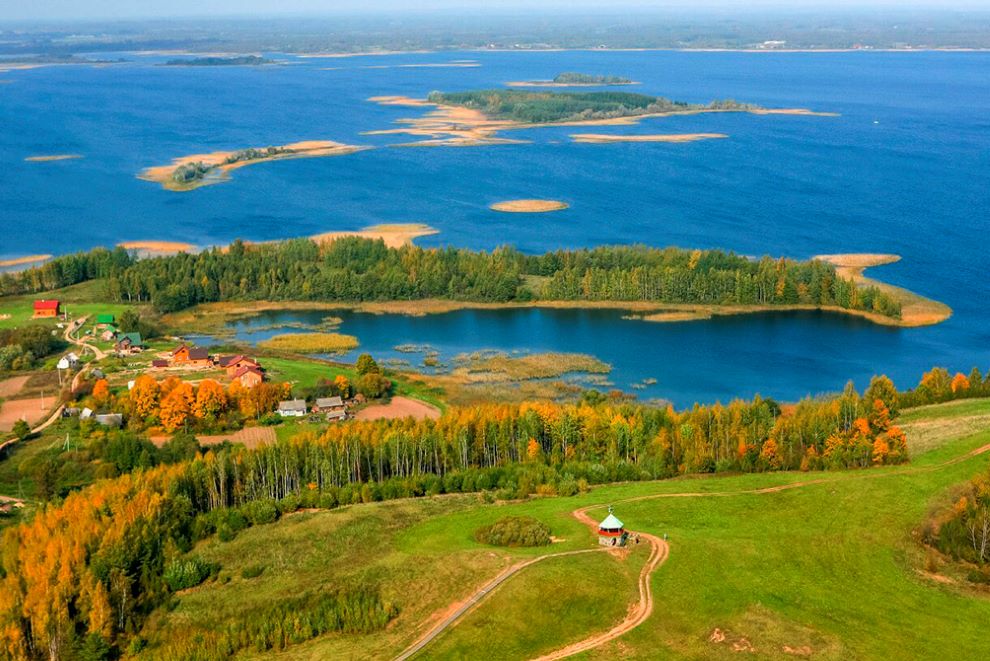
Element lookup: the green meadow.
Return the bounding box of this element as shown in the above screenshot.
[135,398,990,660]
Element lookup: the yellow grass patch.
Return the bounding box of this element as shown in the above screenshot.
[453,351,611,382]
[490,199,569,213]
[257,332,359,354]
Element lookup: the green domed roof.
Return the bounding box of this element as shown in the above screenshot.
[599,510,624,530]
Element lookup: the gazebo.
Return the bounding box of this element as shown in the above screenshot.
[598,506,627,547]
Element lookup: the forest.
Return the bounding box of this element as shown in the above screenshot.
[0,247,134,297]
[2,238,901,318]
[426,89,760,123]
[551,72,633,84]
[1,365,987,658]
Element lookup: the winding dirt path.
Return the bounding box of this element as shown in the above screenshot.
[395,437,990,661]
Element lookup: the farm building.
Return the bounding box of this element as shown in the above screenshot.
[95,314,115,326]
[232,365,264,388]
[277,399,308,417]
[314,396,347,421]
[598,507,627,547]
[151,359,169,369]
[32,300,60,318]
[115,333,144,354]
[170,345,211,368]
[220,355,261,378]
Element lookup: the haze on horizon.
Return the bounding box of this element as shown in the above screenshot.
[3,0,989,22]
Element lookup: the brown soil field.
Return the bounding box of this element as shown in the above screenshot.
[0,397,49,432]
[149,426,276,449]
[355,396,441,422]
[0,376,30,398]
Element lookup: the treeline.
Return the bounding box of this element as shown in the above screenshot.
[924,465,990,582]
[0,373,911,659]
[552,72,633,84]
[96,238,900,318]
[0,247,134,297]
[426,89,759,123]
[898,366,990,408]
[0,325,66,371]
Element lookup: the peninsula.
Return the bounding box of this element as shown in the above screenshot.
[138,140,369,191]
[508,72,638,87]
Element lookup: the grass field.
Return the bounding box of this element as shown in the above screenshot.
[0,280,138,329]
[134,398,990,660]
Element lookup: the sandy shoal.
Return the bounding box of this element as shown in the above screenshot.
[24,154,82,162]
[490,199,569,213]
[570,133,728,143]
[310,223,438,249]
[0,254,52,268]
[118,241,196,255]
[814,253,951,327]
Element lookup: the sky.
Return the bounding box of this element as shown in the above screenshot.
[2,0,989,22]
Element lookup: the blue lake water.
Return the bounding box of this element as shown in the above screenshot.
[2,50,988,402]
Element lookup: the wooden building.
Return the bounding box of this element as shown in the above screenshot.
[232,365,264,388]
[32,300,60,318]
[170,345,211,368]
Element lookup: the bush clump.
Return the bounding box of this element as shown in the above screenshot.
[163,556,219,591]
[474,516,551,547]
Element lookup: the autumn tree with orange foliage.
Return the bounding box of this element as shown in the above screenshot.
[160,382,195,432]
[194,379,228,419]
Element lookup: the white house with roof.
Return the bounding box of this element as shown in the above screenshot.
[598,506,627,547]
[277,399,308,417]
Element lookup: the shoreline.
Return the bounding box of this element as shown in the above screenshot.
[0,254,53,269]
[570,133,728,144]
[138,140,370,191]
[118,241,197,256]
[814,253,952,327]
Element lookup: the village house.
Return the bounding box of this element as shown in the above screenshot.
[277,399,308,417]
[99,327,118,342]
[219,355,261,378]
[314,396,347,421]
[95,313,115,327]
[151,359,169,370]
[170,344,211,368]
[598,507,627,547]
[232,365,264,388]
[32,299,60,318]
[114,333,144,355]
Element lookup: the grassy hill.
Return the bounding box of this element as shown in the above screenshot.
[136,399,990,660]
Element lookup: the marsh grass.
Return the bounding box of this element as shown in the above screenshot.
[258,333,359,354]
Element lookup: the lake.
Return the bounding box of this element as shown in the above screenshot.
[2,50,988,402]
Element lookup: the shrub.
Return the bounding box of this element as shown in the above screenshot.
[163,556,219,591]
[357,373,392,399]
[241,499,279,526]
[241,564,265,579]
[474,516,552,547]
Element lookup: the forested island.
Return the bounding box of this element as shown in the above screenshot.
[426,89,762,124]
[139,140,366,191]
[163,55,273,66]
[0,239,905,323]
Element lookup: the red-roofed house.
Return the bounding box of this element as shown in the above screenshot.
[33,300,61,318]
[232,365,264,388]
[221,355,260,378]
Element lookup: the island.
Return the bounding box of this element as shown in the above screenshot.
[367,90,834,146]
[23,154,83,162]
[508,72,638,87]
[570,133,728,143]
[138,140,369,191]
[163,55,274,66]
[490,199,569,213]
